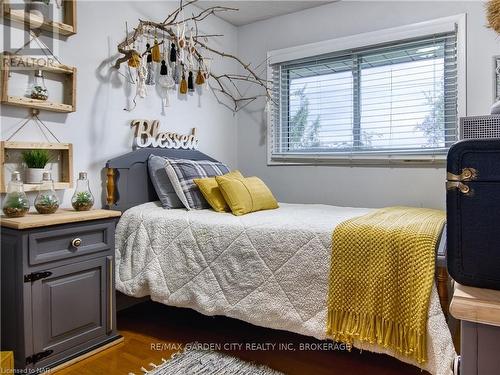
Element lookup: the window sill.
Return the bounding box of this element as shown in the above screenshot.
[268,154,447,167]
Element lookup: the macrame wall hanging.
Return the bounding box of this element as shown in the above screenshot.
[115,0,271,113]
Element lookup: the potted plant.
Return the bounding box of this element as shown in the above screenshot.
[22,149,50,184]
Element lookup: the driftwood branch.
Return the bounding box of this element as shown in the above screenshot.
[114,0,271,112]
[170,5,238,26]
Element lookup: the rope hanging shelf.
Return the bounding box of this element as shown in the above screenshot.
[2,0,77,36]
[0,109,73,192]
[1,33,77,113]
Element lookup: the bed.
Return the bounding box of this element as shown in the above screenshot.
[106,148,456,375]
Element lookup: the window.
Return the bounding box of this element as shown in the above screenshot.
[269,22,461,165]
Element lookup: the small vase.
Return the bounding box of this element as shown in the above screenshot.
[2,171,30,218]
[29,70,49,101]
[71,172,94,211]
[26,168,45,184]
[34,172,59,214]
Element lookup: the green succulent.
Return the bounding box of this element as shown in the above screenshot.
[35,193,59,214]
[4,192,29,209]
[37,194,59,207]
[22,149,51,169]
[74,191,93,204]
[72,191,93,211]
[31,85,49,100]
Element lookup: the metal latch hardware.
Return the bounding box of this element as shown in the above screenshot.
[26,350,53,365]
[446,167,478,195]
[446,181,471,194]
[24,271,52,283]
[447,168,478,182]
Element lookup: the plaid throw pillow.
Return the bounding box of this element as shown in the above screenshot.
[148,155,184,209]
[165,159,230,210]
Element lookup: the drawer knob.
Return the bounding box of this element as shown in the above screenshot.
[71,238,82,248]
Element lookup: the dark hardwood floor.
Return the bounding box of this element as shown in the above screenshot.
[55,300,426,375]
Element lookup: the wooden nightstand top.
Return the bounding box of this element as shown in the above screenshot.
[1,209,121,230]
[450,283,500,327]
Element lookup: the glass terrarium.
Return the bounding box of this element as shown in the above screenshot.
[71,172,94,211]
[30,69,49,101]
[34,171,59,214]
[2,171,30,218]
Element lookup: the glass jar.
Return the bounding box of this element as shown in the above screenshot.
[2,171,30,218]
[71,172,94,211]
[30,69,49,101]
[34,172,59,214]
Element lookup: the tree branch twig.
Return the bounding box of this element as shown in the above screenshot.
[114,0,271,112]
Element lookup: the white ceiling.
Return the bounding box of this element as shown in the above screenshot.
[196,1,335,27]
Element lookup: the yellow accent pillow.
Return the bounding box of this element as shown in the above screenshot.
[194,171,244,212]
[215,175,279,216]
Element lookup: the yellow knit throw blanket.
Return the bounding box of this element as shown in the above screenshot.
[326,206,445,364]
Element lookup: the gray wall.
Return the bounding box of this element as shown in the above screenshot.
[236,1,500,209]
[1,1,239,208]
[2,1,498,211]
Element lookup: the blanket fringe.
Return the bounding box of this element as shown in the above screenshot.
[327,309,427,364]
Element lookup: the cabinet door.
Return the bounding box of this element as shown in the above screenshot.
[31,257,109,361]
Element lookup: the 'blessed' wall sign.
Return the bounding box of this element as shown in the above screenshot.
[131,119,199,149]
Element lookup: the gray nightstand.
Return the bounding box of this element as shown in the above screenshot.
[450,283,500,375]
[1,209,122,372]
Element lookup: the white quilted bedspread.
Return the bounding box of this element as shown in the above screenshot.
[115,202,455,375]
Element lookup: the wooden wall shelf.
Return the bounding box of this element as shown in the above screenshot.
[0,141,73,193]
[2,96,73,113]
[1,54,77,113]
[2,0,77,36]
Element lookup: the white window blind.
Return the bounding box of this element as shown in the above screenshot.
[269,31,458,163]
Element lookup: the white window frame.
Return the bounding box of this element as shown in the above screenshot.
[266,14,467,167]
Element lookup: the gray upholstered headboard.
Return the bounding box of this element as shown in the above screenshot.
[105,148,217,212]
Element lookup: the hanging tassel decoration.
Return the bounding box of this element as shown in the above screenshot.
[137,57,147,98]
[195,69,205,85]
[169,43,177,63]
[179,70,188,94]
[152,38,161,63]
[159,60,175,106]
[187,32,195,54]
[177,23,186,49]
[179,47,185,65]
[203,59,211,89]
[145,52,155,86]
[128,52,141,68]
[125,21,140,68]
[173,64,180,84]
[177,24,186,65]
[188,71,194,92]
[160,60,168,76]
